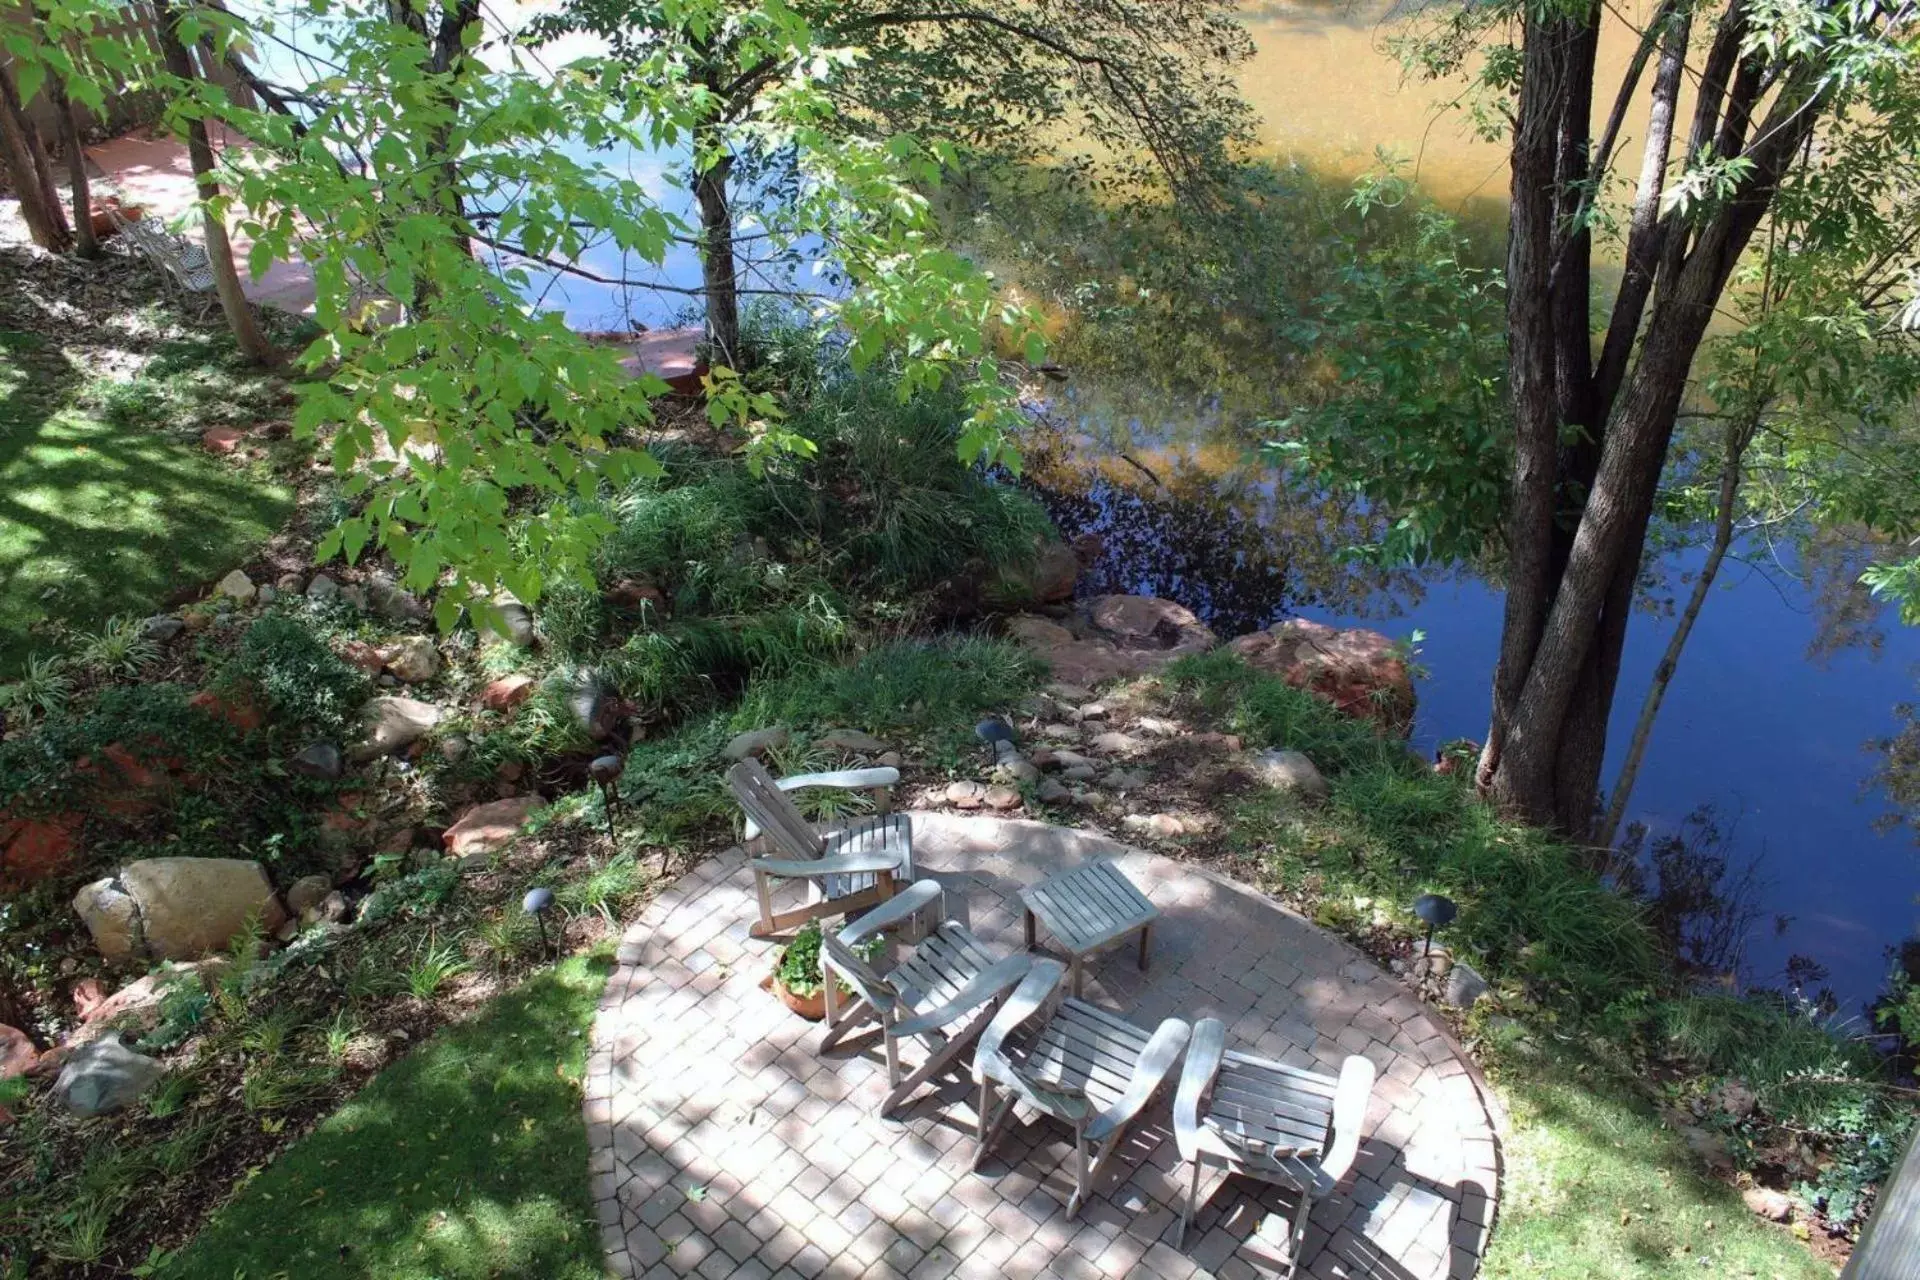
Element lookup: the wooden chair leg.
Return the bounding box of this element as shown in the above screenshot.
[1067,1118,1091,1216]
[1287,1186,1313,1277]
[882,1013,901,1086]
[751,869,776,938]
[1138,921,1152,971]
[1177,1158,1202,1248]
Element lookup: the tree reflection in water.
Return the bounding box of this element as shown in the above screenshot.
[1014,404,1416,637]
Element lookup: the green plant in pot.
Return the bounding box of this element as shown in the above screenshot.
[769,919,881,1021]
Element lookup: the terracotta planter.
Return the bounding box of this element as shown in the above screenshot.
[768,972,828,1021]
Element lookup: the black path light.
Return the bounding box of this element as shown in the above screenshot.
[589,753,626,842]
[524,886,555,955]
[1413,893,1457,968]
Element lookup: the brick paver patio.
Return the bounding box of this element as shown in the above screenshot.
[587,813,1501,1279]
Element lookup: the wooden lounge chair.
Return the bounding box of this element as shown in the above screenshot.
[821,878,1033,1117]
[106,205,216,295]
[727,758,911,938]
[973,957,1191,1215]
[1172,1017,1376,1272]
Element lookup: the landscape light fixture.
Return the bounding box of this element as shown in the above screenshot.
[1412,893,1457,965]
[589,753,626,841]
[975,717,1016,766]
[523,885,555,954]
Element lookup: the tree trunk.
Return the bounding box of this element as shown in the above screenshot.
[1596,418,1753,848]
[1481,0,1829,837]
[694,134,742,368]
[47,76,98,259]
[152,0,275,365]
[0,63,70,251]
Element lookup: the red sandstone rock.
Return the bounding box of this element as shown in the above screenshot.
[1227,619,1416,736]
[0,812,83,887]
[481,674,537,713]
[443,795,545,860]
[201,426,246,455]
[1003,595,1218,686]
[187,689,265,733]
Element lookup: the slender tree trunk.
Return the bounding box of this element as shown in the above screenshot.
[694,127,742,367]
[1596,418,1754,847]
[152,0,274,364]
[0,63,70,251]
[47,76,98,259]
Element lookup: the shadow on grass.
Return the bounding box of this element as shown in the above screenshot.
[170,952,616,1280]
[0,329,291,674]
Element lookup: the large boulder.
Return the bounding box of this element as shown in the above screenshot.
[991,541,1080,607]
[53,1035,164,1117]
[381,636,440,684]
[723,726,789,761]
[1227,619,1416,736]
[1003,595,1218,686]
[348,696,443,761]
[73,857,287,962]
[1247,749,1329,803]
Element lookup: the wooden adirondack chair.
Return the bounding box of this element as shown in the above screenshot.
[973,958,1192,1216]
[1172,1016,1376,1273]
[106,205,216,296]
[820,879,1033,1117]
[727,758,911,938]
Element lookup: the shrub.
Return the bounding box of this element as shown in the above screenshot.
[735,636,1043,737]
[230,613,369,734]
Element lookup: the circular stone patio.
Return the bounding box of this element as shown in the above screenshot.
[586,814,1500,1280]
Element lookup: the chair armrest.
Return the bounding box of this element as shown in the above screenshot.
[1174,1017,1228,1161]
[893,953,1033,1038]
[750,850,902,879]
[776,768,900,792]
[974,958,1065,1083]
[1319,1054,1377,1184]
[841,879,943,947]
[1086,1016,1192,1143]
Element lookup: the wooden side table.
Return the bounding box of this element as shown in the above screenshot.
[1019,859,1160,997]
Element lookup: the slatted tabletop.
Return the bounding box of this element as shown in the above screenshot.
[1020,859,1159,996]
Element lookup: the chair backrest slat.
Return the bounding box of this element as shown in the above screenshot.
[728,759,825,859]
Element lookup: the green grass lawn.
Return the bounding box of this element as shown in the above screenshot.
[0,328,292,675]
[1483,1041,1835,1280]
[170,952,613,1280]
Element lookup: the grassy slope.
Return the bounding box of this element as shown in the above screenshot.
[1484,1044,1833,1279]
[171,952,612,1280]
[0,329,291,674]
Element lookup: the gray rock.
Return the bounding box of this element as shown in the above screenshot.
[340,584,370,611]
[723,726,789,761]
[348,696,443,762]
[256,585,278,605]
[1088,731,1142,755]
[1044,682,1093,704]
[1100,768,1150,791]
[875,751,903,769]
[1040,722,1081,743]
[566,672,620,739]
[1047,750,1095,772]
[1443,962,1489,1010]
[1136,716,1180,737]
[215,569,256,604]
[289,742,343,780]
[1036,778,1071,804]
[275,574,304,593]
[992,758,1042,785]
[139,615,185,643]
[480,595,535,647]
[54,1035,165,1116]
[1078,702,1110,721]
[1248,749,1329,802]
[305,574,340,603]
[439,733,470,763]
[1710,1079,1758,1122]
[367,572,428,622]
[945,780,986,809]
[382,635,440,683]
[72,879,143,963]
[285,874,332,917]
[1061,763,1097,782]
[819,728,888,754]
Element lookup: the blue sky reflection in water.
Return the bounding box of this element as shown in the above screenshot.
[1018,392,1920,1012]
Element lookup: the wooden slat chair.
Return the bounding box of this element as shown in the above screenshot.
[1172,1017,1376,1273]
[973,958,1192,1216]
[727,758,911,938]
[107,205,216,295]
[821,879,1033,1117]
